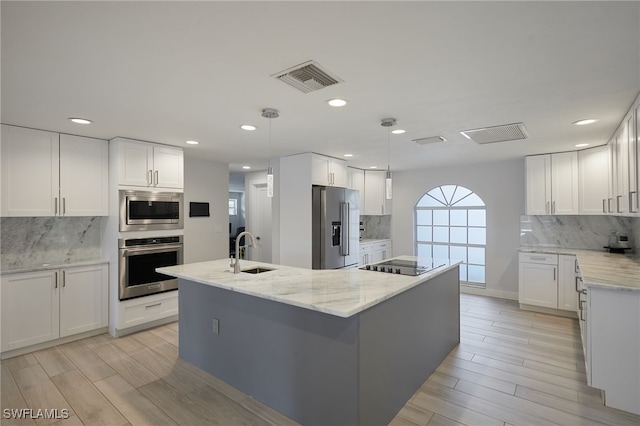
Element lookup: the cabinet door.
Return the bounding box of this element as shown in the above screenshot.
[1,125,59,216]
[518,262,557,308]
[558,255,578,312]
[117,140,153,187]
[330,159,348,188]
[615,119,630,214]
[348,167,365,211]
[153,146,184,189]
[551,151,579,214]
[607,141,616,213]
[578,146,609,214]
[364,171,386,215]
[60,134,109,216]
[525,155,551,215]
[628,107,638,214]
[311,155,331,186]
[1,271,60,351]
[59,264,108,338]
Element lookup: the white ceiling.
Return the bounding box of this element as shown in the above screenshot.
[2,1,639,173]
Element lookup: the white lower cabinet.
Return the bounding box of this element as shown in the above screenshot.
[359,240,392,265]
[557,255,578,312]
[117,291,178,332]
[1,264,108,353]
[518,253,558,308]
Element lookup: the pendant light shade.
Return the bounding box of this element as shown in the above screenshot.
[381,118,396,200]
[262,108,279,198]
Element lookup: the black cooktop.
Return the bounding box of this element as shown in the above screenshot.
[360,259,446,276]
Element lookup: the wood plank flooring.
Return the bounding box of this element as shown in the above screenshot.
[1,293,638,425]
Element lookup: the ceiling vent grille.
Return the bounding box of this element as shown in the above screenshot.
[460,122,528,144]
[413,135,447,145]
[272,60,343,93]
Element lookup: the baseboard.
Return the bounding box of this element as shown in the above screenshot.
[1,327,108,360]
[111,315,178,337]
[519,303,578,318]
[460,285,518,301]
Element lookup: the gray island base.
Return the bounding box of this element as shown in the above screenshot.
[172,261,460,426]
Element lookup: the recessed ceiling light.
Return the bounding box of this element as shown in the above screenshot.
[391,129,406,135]
[69,117,92,124]
[242,166,251,170]
[185,140,199,145]
[327,98,347,107]
[241,124,257,131]
[369,166,378,169]
[572,119,599,126]
[575,143,590,148]
[344,154,354,157]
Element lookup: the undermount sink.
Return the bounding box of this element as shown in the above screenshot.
[242,267,275,274]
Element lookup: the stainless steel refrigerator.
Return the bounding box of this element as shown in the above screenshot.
[312,185,360,269]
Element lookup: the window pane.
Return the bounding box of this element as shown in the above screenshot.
[451,187,472,205]
[441,185,457,205]
[455,193,485,207]
[450,246,467,263]
[433,226,449,243]
[417,243,432,259]
[468,247,485,265]
[416,210,432,225]
[417,194,444,207]
[450,210,467,226]
[450,227,467,244]
[458,264,468,281]
[417,226,432,242]
[433,210,449,226]
[468,227,486,245]
[468,265,485,283]
[468,209,486,226]
[433,244,448,260]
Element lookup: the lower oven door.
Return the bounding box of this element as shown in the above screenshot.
[119,244,183,300]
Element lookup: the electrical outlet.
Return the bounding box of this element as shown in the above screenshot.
[212,318,220,334]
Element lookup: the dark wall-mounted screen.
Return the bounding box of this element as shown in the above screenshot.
[189,202,210,217]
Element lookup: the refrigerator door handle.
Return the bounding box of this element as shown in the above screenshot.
[341,202,350,256]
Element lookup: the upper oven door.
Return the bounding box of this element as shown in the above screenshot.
[120,190,184,231]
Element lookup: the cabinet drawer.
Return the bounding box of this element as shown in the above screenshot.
[360,243,374,252]
[519,252,558,265]
[121,292,178,328]
[373,241,391,250]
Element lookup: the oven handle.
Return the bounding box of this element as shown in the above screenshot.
[121,244,183,256]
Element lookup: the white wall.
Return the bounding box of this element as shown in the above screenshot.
[392,159,525,300]
[183,156,229,263]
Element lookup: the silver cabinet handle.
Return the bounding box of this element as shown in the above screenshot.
[54,197,58,215]
[62,270,66,287]
[54,271,58,289]
[630,191,638,213]
[579,301,585,321]
[62,198,66,215]
[616,195,623,213]
[607,198,612,213]
[147,170,153,186]
[602,199,607,213]
[145,302,162,309]
[575,276,580,292]
[553,267,556,281]
[154,170,159,186]
[529,256,547,261]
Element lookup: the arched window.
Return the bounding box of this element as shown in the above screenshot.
[415,185,486,286]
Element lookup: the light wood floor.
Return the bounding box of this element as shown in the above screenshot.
[1,293,639,425]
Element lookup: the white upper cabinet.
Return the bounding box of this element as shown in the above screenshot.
[311,154,347,188]
[363,170,391,215]
[348,167,365,211]
[630,101,639,214]
[578,145,610,214]
[614,118,630,214]
[115,138,184,189]
[60,134,109,216]
[525,152,578,215]
[1,125,108,217]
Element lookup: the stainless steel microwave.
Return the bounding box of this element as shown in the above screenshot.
[119,190,183,231]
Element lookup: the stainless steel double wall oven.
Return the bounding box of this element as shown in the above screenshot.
[118,190,184,300]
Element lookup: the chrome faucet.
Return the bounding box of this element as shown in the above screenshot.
[231,231,257,274]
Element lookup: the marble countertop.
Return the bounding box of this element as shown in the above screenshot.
[359,238,391,244]
[520,247,639,291]
[1,259,110,275]
[158,256,460,318]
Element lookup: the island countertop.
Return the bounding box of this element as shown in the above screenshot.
[157,256,460,318]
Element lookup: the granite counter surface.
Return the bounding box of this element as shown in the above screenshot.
[158,256,460,318]
[519,247,639,291]
[1,259,110,275]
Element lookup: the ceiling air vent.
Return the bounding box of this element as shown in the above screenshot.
[272,60,343,93]
[413,135,447,145]
[460,122,528,144]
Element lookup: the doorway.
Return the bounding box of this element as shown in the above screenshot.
[247,180,272,262]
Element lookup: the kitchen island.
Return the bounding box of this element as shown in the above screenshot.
[157,256,460,426]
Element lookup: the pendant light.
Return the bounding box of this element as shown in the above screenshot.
[381,118,396,200]
[261,108,279,198]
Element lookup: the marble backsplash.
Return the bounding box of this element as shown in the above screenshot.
[360,215,391,240]
[520,215,636,252]
[1,217,102,270]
